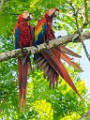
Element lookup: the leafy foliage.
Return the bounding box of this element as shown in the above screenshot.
[0,0,90,119]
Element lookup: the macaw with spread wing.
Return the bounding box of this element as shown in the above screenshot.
[33,8,82,97]
[13,12,33,111]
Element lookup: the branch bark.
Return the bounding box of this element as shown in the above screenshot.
[79,110,90,120]
[0,32,90,62]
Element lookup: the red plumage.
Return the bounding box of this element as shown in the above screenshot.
[13,12,33,111]
[15,17,33,47]
[34,8,82,98]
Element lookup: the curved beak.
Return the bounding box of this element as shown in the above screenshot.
[29,13,33,20]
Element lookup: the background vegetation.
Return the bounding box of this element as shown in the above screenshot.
[0,0,90,119]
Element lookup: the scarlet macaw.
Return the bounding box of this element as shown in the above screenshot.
[13,12,33,110]
[33,8,82,97]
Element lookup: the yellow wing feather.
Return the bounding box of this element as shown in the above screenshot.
[35,18,46,40]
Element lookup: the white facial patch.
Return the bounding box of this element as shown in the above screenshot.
[48,8,55,16]
[23,12,29,19]
[55,11,59,16]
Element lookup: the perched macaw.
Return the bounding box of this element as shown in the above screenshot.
[33,8,82,97]
[13,12,33,111]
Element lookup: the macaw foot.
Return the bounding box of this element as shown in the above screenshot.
[20,47,28,66]
[72,34,79,42]
[45,40,49,45]
[21,47,28,54]
[33,44,38,48]
[57,35,62,38]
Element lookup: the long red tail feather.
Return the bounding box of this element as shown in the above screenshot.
[18,57,30,111]
[34,46,82,98]
[52,48,82,71]
[59,45,81,58]
[41,50,81,97]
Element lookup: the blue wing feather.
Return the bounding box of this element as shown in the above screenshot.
[43,24,47,34]
[14,27,20,49]
[34,23,47,45]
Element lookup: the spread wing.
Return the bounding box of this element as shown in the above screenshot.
[34,18,47,45]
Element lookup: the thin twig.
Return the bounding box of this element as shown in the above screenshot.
[80,0,90,62]
[84,0,88,23]
[75,0,89,33]
[69,1,90,63]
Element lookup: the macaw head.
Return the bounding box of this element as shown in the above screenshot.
[44,8,59,18]
[18,12,33,22]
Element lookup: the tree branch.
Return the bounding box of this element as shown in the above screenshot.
[0,32,90,62]
[79,110,90,120]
